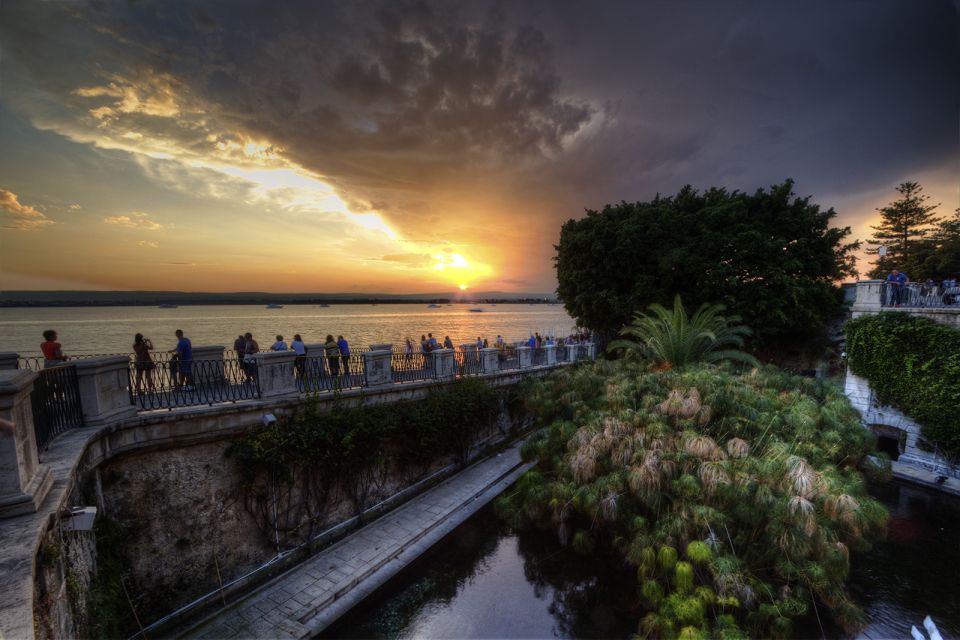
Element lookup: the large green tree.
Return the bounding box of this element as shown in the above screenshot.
[866,181,942,279]
[555,180,859,348]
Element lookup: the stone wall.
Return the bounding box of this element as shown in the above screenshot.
[844,371,957,477]
[30,379,527,636]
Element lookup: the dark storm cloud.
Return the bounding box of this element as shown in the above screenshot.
[1,0,957,251]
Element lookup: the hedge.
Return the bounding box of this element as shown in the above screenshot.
[845,312,960,458]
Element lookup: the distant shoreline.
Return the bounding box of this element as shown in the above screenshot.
[0,293,560,308]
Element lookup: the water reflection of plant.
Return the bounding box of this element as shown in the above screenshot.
[498,360,890,639]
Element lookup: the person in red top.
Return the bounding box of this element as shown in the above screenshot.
[40,329,68,368]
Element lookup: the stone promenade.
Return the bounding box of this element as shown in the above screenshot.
[182,441,532,639]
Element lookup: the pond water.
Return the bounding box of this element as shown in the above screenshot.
[322,480,960,639]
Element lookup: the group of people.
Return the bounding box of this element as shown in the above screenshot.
[886,270,960,306]
[232,333,352,379]
[39,326,591,394]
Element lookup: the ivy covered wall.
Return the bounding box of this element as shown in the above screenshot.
[845,312,960,458]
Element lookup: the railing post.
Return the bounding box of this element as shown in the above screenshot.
[0,353,19,371]
[851,280,884,317]
[191,345,226,385]
[544,344,557,366]
[586,343,596,360]
[517,346,532,369]
[0,370,53,517]
[369,343,393,352]
[480,347,499,373]
[252,351,298,398]
[431,348,455,380]
[363,349,393,386]
[73,356,137,427]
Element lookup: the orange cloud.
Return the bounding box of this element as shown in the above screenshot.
[103,212,163,231]
[0,188,53,230]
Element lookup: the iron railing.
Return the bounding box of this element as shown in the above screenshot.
[30,364,84,452]
[531,347,547,366]
[131,357,261,410]
[455,348,484,377]
[498,347,520,371]
[297,354,365,392]
[881,281,960,308]
[391,352,435,383]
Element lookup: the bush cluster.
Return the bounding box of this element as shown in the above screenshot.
[845,312,960,458]
[498,360,888,639]
[227,379,511,547]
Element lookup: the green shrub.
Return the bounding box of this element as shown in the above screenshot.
[227,379,507,547]
[846,313,960,457]
[498,360,887,637]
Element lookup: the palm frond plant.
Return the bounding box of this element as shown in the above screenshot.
[607,295,759,369]
[499,360,889,638]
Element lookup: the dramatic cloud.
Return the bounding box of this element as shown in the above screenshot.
[0,0,956,291]
[0,188,53,230]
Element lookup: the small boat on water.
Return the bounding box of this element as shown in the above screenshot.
[158,304,178,309]
[427,304,442,308]
[319,303,330,308]
[469,308,484,312]
[266,304,284,309]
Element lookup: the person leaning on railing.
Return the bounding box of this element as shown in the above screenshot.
[886,269,909,306]
[40,329,68,369]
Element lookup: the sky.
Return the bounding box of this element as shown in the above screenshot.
[1,0,958,294]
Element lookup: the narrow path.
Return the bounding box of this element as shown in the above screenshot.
[182,441,532,639]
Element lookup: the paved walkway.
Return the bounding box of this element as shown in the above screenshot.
[182,441,532,639]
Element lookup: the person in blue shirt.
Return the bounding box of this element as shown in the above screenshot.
[174,329,194,390]
[886,269,909,306]
[428,333,438,350]
[337,335,350,375]
[527,334,537,349]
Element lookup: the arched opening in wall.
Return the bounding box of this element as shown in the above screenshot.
[870,424,903,461]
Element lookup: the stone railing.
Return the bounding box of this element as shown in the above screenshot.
[851,280,960,328]
[0,343,595,521]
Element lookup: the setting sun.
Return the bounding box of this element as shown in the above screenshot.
[458,284,468,290]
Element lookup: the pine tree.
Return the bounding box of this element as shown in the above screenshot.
[867,181,941,278]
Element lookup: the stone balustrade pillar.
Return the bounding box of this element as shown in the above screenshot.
[191,345,226,385]
[480,348,499,373]
[363,349,393,387]
[363,350,393,386]
[586,343,596,360]
[73,356,137,427]
[517,346,532,369]
[252,351,298,398]
[431,348,456,380]
[0,353,19,371]
[0,370,53,517]
[369,343,393,352]
[851,280,884,318]
[544,344,557,366]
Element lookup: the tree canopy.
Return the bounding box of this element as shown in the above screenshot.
[555,180,859,348]
[866,181,955,280]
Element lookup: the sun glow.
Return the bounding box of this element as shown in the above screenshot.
[459,283,468,290]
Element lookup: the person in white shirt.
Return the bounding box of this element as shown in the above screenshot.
[290,334,307,376]
[271,335,288,351]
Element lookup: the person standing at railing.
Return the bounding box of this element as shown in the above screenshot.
[324,334,340,376]
[271,335,288,351]
[233,334,246,365]
[242,332,260,382]
[291,334,307,377]
[174,329,194,390]
[404,337,414,354]
[337,335,350,375]
[886,269,909,306]
[132,333,156,393]
[40,329,69,368]
[443,335,454,350]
